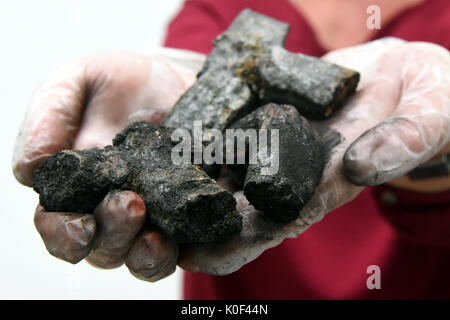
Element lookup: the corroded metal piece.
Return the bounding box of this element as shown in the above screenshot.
[163,9,360,135]
[34,122,242,244]
[227,104,325,223]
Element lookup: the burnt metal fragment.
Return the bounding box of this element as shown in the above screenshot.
[227,104,325,223]
[34,121,242,244]
[163,8,360,136]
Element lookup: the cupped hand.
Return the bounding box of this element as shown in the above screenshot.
[177,38,450,275]
[13,48,205,281]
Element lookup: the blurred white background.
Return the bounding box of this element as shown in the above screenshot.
[0,0,185,299]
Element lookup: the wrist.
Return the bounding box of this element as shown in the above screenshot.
[386,174,450,193]
[386,149,450,192]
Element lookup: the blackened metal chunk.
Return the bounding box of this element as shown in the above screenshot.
[33,121,242,244]
[163,71,255,136]
[33,147,129,214]
[256,47,360,120]
[228,104,325,223]
[163,9,360,133]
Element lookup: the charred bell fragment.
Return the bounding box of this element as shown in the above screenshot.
[226,104,325,223]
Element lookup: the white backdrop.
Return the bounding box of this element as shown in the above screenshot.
[0,0,185,299]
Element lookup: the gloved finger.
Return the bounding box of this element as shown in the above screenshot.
[34,205,96,264]
[13,59,87,186]
[344,43,450,185]
[85,190,146,269]
[125,229,178,282]
[344,115,449,186]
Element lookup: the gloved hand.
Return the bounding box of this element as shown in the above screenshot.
[13,48,206,280]
[177,38,450,275]
[14,38,450,279]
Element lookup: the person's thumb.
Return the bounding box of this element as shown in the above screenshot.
[344,43,450,186]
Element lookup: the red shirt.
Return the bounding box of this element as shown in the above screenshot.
[164,0,450,299]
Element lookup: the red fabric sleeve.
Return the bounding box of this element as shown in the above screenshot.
[164,0,227,54]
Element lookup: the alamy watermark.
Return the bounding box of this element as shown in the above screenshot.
[171,121,280,175]
[366,265,381,290]
[366,5,381,30]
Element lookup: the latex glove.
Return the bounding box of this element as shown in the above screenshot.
[177,38,450,275]
[13,48,205,280]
